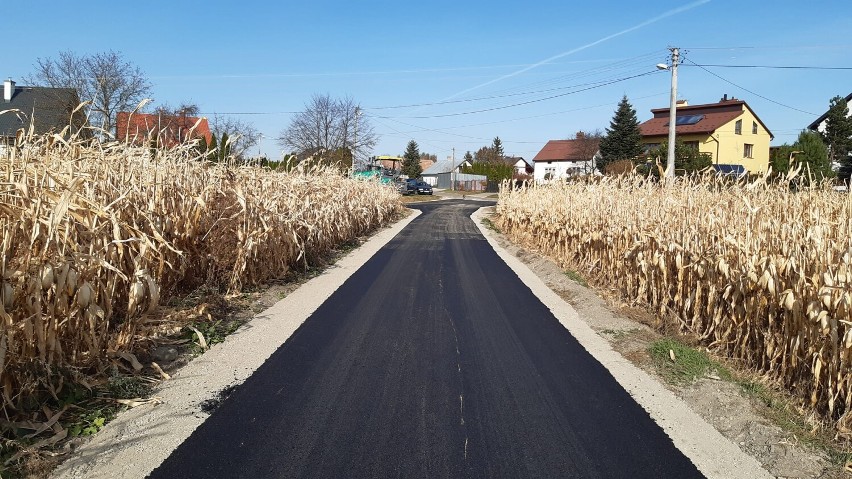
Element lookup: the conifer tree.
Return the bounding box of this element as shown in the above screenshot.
[822,95,852,165]
[402,140,422,178]
[599,95,643,172]
[464,151,473,163]
[492,136,505,161]
[795,130,833,180]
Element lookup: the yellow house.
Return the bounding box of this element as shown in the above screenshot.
[639,95,774,173]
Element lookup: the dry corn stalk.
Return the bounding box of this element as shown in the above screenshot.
[0,128,402,416]
[497,173,852,432]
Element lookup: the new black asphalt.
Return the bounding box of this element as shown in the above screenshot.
[148,200,704,479]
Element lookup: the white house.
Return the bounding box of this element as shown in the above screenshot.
[807,93,852,134]
[502,155,534,176]
[532,139,600,183]
[807,93,852,174]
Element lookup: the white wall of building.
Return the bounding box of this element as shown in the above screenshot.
[533,157,599,183]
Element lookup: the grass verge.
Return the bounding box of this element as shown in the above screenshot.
[648,338,731,385]
[649,337,852,468]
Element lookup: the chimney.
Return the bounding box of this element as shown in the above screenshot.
[676,99,688,107]
[3,78,14,102]
[721,94,728,102]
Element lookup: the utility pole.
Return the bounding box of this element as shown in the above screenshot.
[665,47,679,178]
[451,147,455,191]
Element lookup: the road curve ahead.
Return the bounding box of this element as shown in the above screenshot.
[149,200,703,479]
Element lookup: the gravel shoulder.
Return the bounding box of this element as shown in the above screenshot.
[474,206,845,479]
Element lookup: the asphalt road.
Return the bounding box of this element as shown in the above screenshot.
[148,200,704,479]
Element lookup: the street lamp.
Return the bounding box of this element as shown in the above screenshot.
[657,48,679,179]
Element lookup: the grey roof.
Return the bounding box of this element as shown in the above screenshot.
[0,85,83,138]
[422,159,470,175]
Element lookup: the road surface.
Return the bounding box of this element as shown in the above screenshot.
[148,200,703,479]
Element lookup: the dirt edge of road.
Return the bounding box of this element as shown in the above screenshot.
[473,206,846,479]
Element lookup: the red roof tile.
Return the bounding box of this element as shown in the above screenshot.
[116,112,212,147]
[532,140,593,162]
[640,110,742,137]
[639,99,773,139]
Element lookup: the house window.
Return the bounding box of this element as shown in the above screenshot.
[752,121,758,134]
[744,143,754,158]
[735,119,742,135]
[684,141,699,150]
[543,167,557,180]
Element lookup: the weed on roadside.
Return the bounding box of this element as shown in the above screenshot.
[564,269,588,287]
[648,338,730,385]
[736,376,852,466]
[481,216,501,233]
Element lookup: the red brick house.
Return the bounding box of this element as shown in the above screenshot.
[116,111,212,148]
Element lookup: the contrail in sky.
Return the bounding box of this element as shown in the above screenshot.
[440,0,711,102]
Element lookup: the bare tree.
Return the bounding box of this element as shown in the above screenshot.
[571,130,604,175]
[27,50,152,136]
[277,94,376,168]
[210,115,262,160]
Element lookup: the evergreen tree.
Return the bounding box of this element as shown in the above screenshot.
[599,95,643,173]
[769,144,797,174]
[463,151,473,163]
[794,130,833,180]
[822,95,852,165]
[461,162,514,182]
[402,140,422,178]
[218,132,231,162]
[491,136,505,161]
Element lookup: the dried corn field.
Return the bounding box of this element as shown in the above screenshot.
[0,134,402,416]
[497,174,852,433]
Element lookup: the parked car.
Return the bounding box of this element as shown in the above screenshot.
[414,181,433,195]
[405,178,433,195]
[396,180,415,195]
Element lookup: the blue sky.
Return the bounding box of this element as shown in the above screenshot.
[6,0,850,160]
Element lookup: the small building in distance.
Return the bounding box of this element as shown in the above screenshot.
[421,157,476,188]
[638,95,773,173]
[502,155,534,176]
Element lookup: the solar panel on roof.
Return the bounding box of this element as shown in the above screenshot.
[665,115,705,126]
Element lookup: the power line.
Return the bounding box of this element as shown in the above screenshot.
[367,92,669,143]
[366,72,652,111]
[683,59,817,116]
[686,63,852,71]
[375,71,661,119]
[682,44,852,51]
[364,51,665,112]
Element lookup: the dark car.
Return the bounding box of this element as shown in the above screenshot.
[414,181,433,195]
[396,180,415,195]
